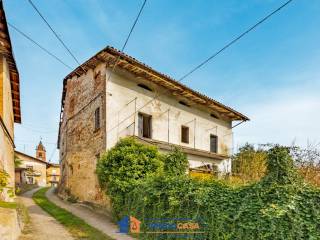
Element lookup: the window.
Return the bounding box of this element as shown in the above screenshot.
[181,126,189,143]
[137,83,153,92]
[138,113,152,138]
[94,107,100,130]
[27,177,34,184]
[26,165,33,171]
[210,113,219,119]
[179,101,190,107]
[210,135,218,153]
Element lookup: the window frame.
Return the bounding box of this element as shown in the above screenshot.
[138,112,152,139]
[94,107,101,131]
[210,134,218,153]
[181,125,189,144]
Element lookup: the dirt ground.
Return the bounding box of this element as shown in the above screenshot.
[18,188,74,240]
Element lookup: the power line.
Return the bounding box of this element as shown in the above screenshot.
[19,125,57,134]
[105,0,293,135]
[8,22,73,70]
[107,0,147,82]
[178,0,293,82]
[27,0,85,72]
[121,0,147,52]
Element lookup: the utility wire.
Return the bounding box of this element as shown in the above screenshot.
[105,0,293,135]
[121,0,147,52]
[107,0,147,82]
[178,0,293,82]
[8,23,73,70]
[19,125,57,134]
[27,0,85,72]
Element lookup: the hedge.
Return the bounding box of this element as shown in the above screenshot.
[97,138,320,239]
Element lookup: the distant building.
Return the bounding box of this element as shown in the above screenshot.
[0,1,21,201]
[57,46,249,207]
[46,163,60,187]
[15,150,47,187]
[15,141,60,187]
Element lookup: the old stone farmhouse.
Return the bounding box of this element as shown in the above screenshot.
[0,1,21,201]
[57,46,249,206]
[15,141,61,187]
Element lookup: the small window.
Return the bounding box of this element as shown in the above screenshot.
[26,165,33,171]
[210,135,218,153]
[181,126,189,143]
[137,83,153,92]
[179,101,190,107]
[138,113,152,138]
[210,113,219,119]
[94,107,100,130]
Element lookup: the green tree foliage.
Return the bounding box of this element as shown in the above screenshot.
[96,137,164,216]
[125,145,320,239]
[0,169,9,194]
[0,169,14,200]
[14,154,23,168]
[163,147,188,176]
[232,143,267,182]
[97,139,320,239]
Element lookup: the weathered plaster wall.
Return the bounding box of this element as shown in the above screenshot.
[0,207,21,240]
[0,57,15,201]
[59,63,109,207]
[106,68,233,171]
[15,152,47,187]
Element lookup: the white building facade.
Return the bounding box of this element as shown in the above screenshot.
[58,46,249,206]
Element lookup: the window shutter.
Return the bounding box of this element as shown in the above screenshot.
[138,113,143,137]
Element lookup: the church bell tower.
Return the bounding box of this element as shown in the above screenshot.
[36,141,46,161]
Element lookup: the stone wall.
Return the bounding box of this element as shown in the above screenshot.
[59,63,110,208]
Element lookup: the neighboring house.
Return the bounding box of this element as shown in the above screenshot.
[57,46,249,206]
[15,141,61,187]
[0,1,21,201]
[46,163,60,187]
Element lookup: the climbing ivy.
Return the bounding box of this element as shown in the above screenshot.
[97,140,320,239]
[0,169,14,200]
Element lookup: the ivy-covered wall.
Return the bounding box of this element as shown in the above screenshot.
[97,138,320,239]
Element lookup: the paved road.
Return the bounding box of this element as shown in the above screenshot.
[18,188,74,240]
[46,188,135,240]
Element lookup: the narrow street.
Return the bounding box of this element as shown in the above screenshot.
[46,188,135,240]
[18,188,74,240]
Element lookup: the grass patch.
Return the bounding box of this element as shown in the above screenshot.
[33,188,113,240]
[0,201,17,209]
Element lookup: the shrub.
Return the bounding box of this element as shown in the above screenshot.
[96,137,164,217]
[163,147,188,176]
[123,145,320,239]
[0,169,14,200]
[231,143,267,182]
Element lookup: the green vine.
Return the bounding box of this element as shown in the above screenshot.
[97,140,320,239]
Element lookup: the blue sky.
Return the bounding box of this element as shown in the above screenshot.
[4,0,320,163]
